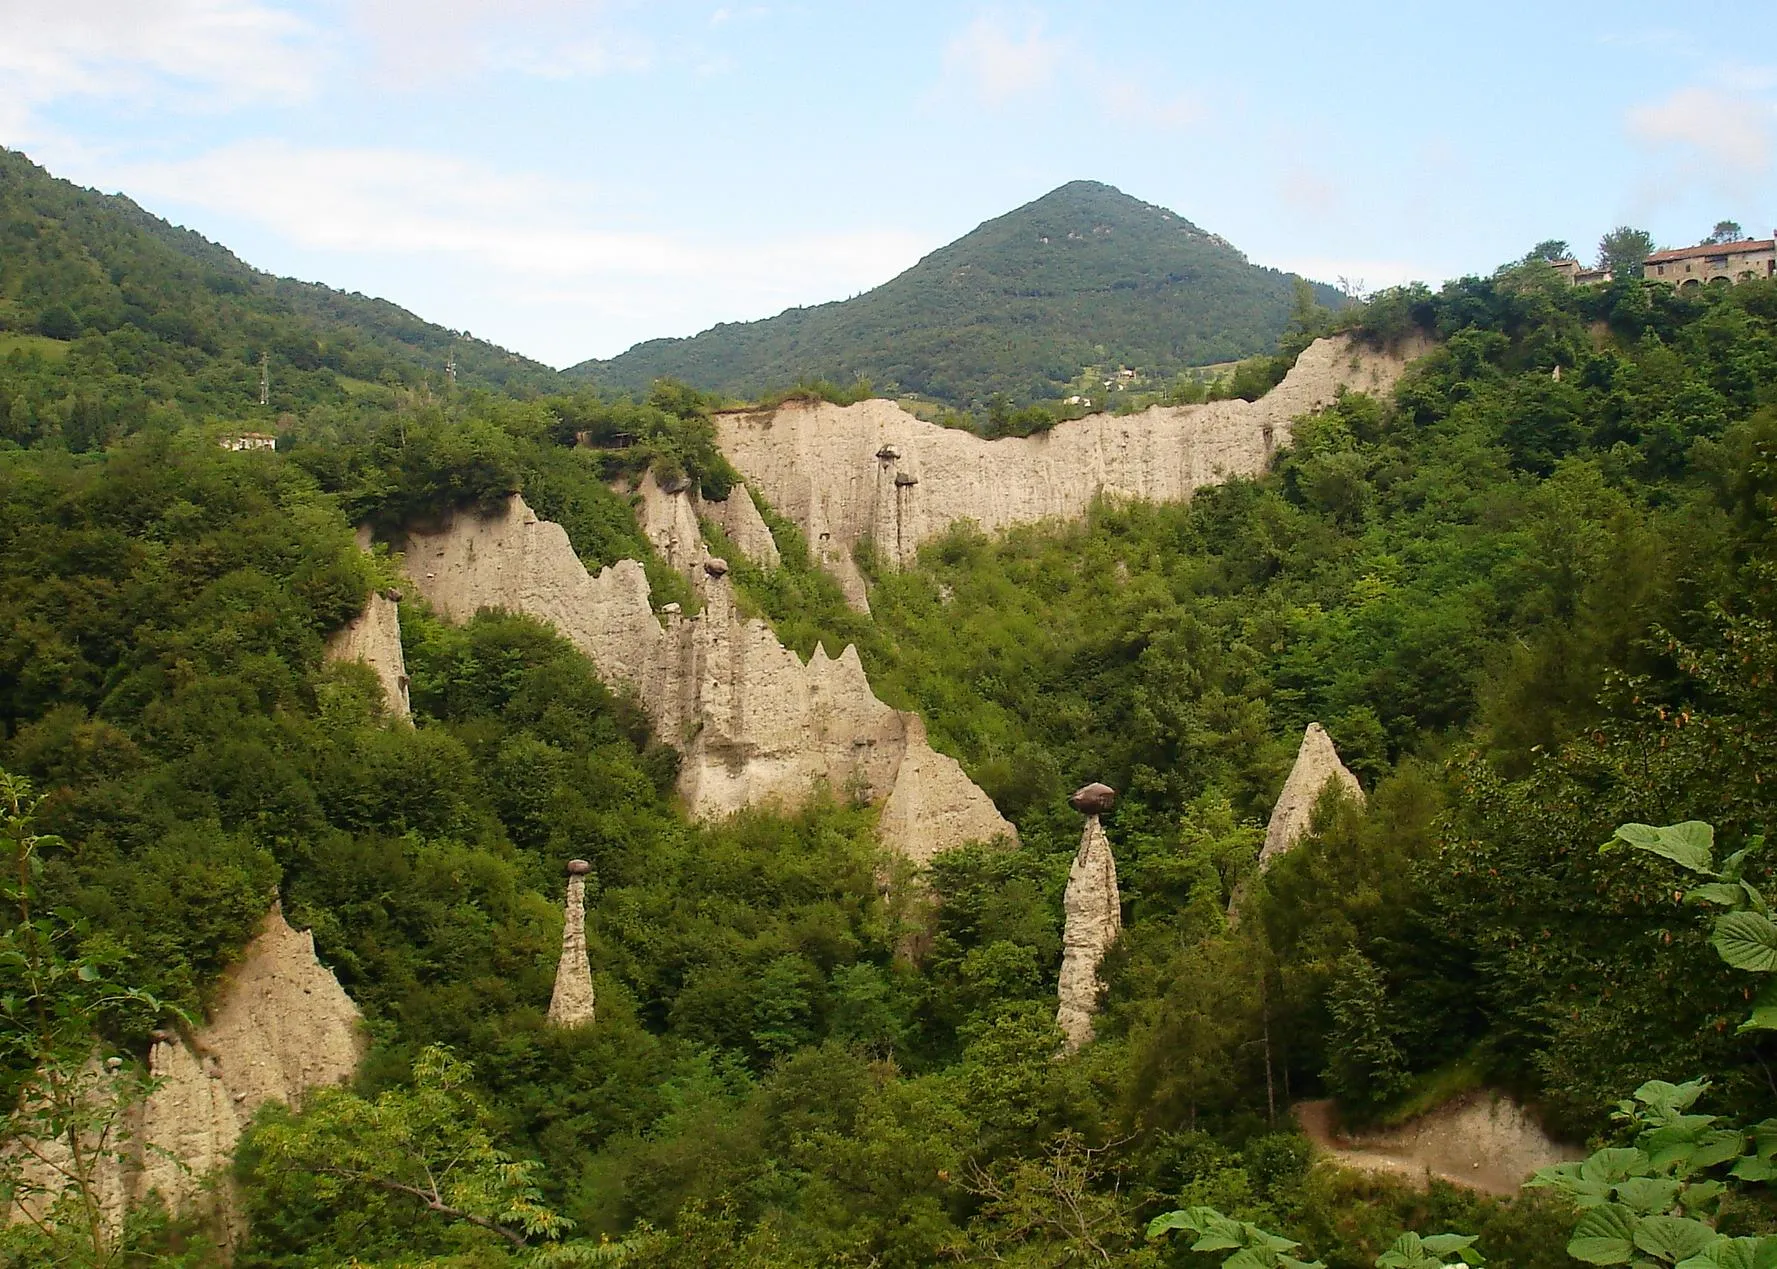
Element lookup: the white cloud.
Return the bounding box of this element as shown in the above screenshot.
[100,141,931,364]
[942,13,1066,104]
[1626,85,1775,176]
[1099,80,1202,132]
[0,0,318,139]
[342,0,650,84]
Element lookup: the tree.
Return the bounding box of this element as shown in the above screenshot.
[243,1044,575,1254]
[1702,221,1744,245]
[0,770,174,1269]
[1598,227,1657,277]
[1528,239,1572,262]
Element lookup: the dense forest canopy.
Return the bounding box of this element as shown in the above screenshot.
[570,181,1345,407]
[0,147,558,454]
[5,159,1777,1267]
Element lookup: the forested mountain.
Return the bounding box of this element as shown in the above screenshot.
[0,147,558,451]
[8,152,1777,1268]
[571,181,1342,405]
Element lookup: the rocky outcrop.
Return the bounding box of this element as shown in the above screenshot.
[547,861,596,1028]
[8,906,363,1244]
[1294,1091,1582,1197]
[629,470,781,582]
[703,484,782,571]
[324,590,410,719]
[1056,787,1122,1053]
[400,496,1013,861]
[1259,723,1363,870]
[715,335,1426,609]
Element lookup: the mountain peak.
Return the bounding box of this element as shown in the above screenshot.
[573,183,1329,405]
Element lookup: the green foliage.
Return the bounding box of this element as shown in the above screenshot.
[0,147,556,451]
[573,181,1343,407]
[0,770,181,1268]
[1527,1075,1777,1269]
[242,1044,572,1255]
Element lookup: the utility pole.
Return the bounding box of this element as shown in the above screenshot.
[259,351,269,407]
[446,345,458,386]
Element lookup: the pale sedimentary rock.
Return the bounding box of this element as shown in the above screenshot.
[715,335,1427,609]
[401,496,1013,861]
[1057,786,1122,1053]
[629,469,781,580]
[1258,723,1363,871]
[1294,1090,1583,1197]
[9,906,363,1245]
[324,590,410,719]
[547,861,596,1028]
[702,484,782,571]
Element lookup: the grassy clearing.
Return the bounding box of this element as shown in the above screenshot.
[0,332,70,361]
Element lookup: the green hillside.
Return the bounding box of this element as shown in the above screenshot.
[0,148,559,450]
[571,180,1342,405]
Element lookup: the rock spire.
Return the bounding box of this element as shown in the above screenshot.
[547,860,596,1028]
[1056,783,1122,1053]
[1258,723,1363,871]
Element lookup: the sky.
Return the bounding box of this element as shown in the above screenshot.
[2,1,1774,369]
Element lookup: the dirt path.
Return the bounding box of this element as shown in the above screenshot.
[1293,1092,1583,1198]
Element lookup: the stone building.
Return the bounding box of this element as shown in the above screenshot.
[1645,236,1776,287]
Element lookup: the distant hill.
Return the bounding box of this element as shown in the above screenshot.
[0,148,558,449]
[570,181,1340,406]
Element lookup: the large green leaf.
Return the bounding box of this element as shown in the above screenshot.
[1635,1216,1718,1264]
[1713,913,1777,973]
[1636,1081,1708,1116]
[1676,1238,1751,1269]
[1585,1148,1658,1183]
[1617,822,1717,876]
[1615,1177,1682,1214]
[1570,1205,1639,1265]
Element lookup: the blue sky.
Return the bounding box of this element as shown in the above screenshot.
[3,1,1774,367]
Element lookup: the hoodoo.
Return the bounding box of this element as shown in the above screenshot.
[1056,783,1123,1052]
[715,335,1426,609]
[1260,723,1363,870]
[547,861,597,1028]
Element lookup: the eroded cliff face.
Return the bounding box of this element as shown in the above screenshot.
[324,590,410,719]
[8,906,363,1245]
[715,335,1426,609]
[1056,815,1122,1052]
[628,471,782,584]
[401,496,1013,861]
[1259,723,1363,870]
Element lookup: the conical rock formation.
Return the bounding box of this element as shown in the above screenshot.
[1056,813,1122,1052]
[401,496,1013,863]
[8,905,363,1246]
[1259,723,1363,870]
[716,335,1427,609]
[324,590,410,718]
[547,862,596,1027]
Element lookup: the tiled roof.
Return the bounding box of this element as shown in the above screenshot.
[1645,239,1775,264]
